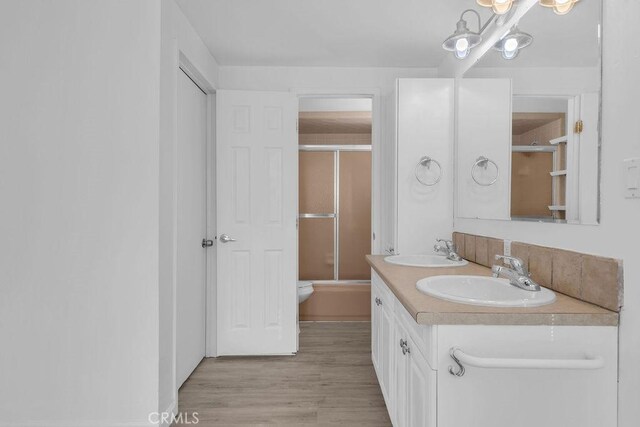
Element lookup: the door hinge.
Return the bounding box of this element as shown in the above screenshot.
[574,120,584,134]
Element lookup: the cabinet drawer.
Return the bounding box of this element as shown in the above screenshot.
[395,299,437,370]
[371,270,395,308]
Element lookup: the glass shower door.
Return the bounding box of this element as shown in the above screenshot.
[298,151,336,280]
[298,148,371,282]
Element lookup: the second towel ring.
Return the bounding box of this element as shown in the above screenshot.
[471,156,499,186]
[415,156,442,186]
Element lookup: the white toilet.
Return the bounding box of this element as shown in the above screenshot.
[297,281,314,303]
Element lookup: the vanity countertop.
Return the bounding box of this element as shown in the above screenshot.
[367,255,619,326]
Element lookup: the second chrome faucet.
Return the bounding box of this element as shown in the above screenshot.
[492,255,541,292]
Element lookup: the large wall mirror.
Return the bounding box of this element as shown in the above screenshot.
[456,0,602,225]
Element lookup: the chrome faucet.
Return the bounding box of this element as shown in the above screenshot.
[492,255,541,292]
[434,239,463,262]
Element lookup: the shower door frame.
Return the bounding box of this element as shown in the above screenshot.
[295,89,381,285]
[298,144,372,283]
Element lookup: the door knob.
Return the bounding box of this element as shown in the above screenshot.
[202,239,214,248]
[219,234,237,243]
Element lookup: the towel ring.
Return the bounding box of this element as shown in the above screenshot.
[415,156,442,186]
[471,156,499,186]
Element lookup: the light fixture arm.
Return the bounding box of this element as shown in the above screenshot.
[459,9,483,32]
[459,9,496,35]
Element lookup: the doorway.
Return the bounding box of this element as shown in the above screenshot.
[297,97,373,321]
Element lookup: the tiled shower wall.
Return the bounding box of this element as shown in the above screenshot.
[453,232,624,312]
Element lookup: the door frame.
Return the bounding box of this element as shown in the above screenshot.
[167,44,218,408]
[293,89,382,256]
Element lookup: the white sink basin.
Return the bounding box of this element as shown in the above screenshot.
[416,275,556,307]
[385,254,468,268]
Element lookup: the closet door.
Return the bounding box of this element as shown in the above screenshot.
[176,70,207,386]
[456,78,512,220]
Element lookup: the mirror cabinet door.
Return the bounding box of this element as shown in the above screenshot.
[456,78,512,220]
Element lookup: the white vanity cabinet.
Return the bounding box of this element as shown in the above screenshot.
[393,309,437,427]
[371,272,395,407]
[372,272,437,427]
[371,270,618,427]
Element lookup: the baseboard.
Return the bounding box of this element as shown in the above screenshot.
[0,421,155,427]
[1,401,178,427]
[158,399,178,427]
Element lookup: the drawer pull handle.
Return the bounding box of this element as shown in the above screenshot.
[399,339,409,355]
[448,347,604,377]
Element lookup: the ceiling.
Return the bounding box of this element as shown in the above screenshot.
[512,113,565,135]
[175,0,600,68]
[174,0,489,67]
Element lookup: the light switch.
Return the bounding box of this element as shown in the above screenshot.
[625,158,640,199]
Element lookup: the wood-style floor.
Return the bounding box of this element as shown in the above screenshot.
[177,322,391,426]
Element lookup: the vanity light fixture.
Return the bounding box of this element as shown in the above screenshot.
[476,0,514,15]
[442,9,485,60]
[493,25,533,59]
[539,0,580,15]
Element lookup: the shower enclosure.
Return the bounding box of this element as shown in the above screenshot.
[298,106,372,284]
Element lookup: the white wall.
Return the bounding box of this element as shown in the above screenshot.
[220,66,436,93]
[219,66,436,253]
[465,66,600,96]
[454,2,640,426]
[0,1,161,426]
[299,97,372,112]
[159,0,219,417]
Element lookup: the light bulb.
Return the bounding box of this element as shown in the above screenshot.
[477,0,513,15]
[455,38,469,52]
[504,38,519,53]
[539,0,579,15]
[455,38,470,59]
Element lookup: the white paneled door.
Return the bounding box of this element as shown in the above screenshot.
[216,90,297,355]
[176,70,208,387]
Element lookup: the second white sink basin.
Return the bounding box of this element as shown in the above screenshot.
[385,254,468,268]
[416,275,556,307]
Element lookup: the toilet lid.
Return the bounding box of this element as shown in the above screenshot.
[297,281,313,288]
